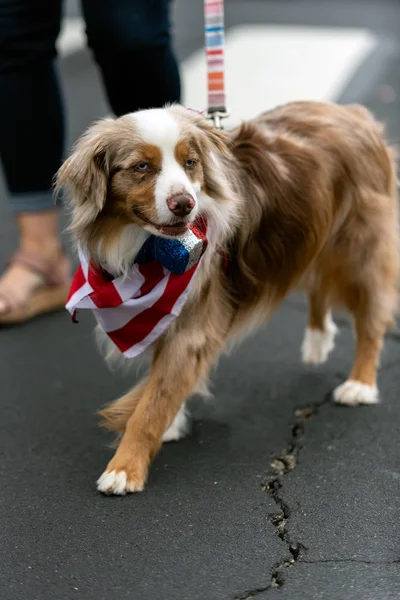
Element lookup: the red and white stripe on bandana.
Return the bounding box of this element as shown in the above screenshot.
[66,235,206,359]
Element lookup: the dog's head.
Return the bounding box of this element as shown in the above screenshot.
[57,105,236,273]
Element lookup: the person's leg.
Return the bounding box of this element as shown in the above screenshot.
[81,0,180,116]
[0,0,69,318]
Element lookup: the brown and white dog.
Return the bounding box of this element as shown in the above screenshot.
[57,102,399,495]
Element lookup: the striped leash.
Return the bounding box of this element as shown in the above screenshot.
[204,0,230,129]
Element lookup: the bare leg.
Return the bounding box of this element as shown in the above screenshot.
[0,210,69,315]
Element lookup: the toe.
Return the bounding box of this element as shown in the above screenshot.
[97,467,145,495]
[97,470,129,495]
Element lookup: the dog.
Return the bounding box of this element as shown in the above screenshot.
[57,102,399,495]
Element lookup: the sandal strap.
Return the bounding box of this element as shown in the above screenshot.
[9,251,68,286]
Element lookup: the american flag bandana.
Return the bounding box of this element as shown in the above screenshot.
[66,221,208,358]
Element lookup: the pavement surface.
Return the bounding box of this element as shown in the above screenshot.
[1,1,400,599]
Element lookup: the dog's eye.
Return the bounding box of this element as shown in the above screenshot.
[185,159,196,169]
[135,162,150,171]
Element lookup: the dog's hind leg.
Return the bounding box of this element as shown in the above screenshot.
[302,289,338,365]
[99,378,148,434]
[334,188,398,406]
[161,402,191,442]
[334,312,383,406]
[333,289,394,406]
[334,242,398,406]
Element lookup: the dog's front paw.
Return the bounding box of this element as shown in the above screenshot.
[97,455,148,495]
[97,469,141,495]
[333,380,379,406]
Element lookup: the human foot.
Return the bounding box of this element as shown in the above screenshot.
[0,250,71,324]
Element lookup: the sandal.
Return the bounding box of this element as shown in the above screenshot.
[0,251,71,325]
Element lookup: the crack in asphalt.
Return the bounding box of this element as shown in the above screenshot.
[235,556,400,597]
[262,397,333,592]
[302,558,400,565]
[234,389,336,600]
[233,304,399,600]
[234,585,271,600]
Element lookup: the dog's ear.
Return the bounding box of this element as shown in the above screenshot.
[191,119,233,202]
[56,118,118,226]
[195,118,232,157]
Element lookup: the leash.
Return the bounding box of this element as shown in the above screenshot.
[204,0,230,129]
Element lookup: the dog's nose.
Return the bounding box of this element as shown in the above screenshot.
[166,193,195,217]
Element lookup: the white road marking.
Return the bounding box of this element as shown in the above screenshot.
[58,19,378,125]
[182,25,377,127]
